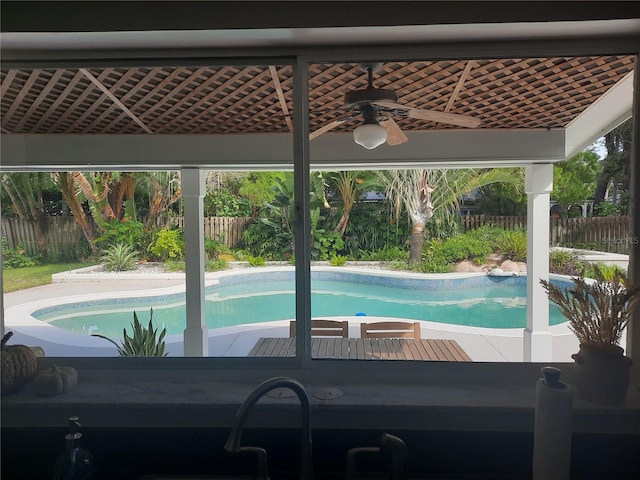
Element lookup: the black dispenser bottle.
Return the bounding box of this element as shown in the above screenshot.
[53,416,94,480]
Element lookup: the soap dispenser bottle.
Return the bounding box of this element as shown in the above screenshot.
[53,417,94,480]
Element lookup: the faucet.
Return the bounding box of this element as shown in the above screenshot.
[346,433,406,480]
[224,377,313,480]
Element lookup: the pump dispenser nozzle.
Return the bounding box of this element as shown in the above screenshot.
[53,416,94,480]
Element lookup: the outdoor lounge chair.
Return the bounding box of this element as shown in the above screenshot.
[289,319,349,338]
[360,321,421,339]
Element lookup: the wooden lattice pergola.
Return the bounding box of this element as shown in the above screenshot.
[1,56,634,138]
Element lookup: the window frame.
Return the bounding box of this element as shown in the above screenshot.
[1,37,638,380]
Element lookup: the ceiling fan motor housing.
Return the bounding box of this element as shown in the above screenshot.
[344,88,398,108]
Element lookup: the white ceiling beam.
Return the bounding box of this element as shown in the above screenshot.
[565,70,634,159]
[1,129,565,171]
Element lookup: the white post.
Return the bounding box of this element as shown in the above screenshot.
[181,168,208,357]
[524,164,554,362]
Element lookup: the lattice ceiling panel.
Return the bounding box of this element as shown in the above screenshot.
[0,56,634,136]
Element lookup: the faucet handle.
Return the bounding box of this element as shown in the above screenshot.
[380,434,406,480]
[345,433,407,480]
[238,446,269,480]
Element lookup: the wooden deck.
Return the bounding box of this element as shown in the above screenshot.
[248,337,472,361]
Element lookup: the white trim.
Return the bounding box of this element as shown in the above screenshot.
[565,71,635,159]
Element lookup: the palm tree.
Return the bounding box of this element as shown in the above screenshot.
[325,171,379,238]
[379,168,521,262]
[51,172,99,253]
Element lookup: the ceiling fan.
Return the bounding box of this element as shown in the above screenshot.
[309,63,482,149]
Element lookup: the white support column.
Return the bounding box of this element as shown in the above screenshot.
[524,164,554,362]
[181,168,208,357]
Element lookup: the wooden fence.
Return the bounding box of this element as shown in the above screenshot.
[161,216,251,247]
[1,216,90,259]
[1,216,252,257]
[461,214,631,254]
[2,214,632,258]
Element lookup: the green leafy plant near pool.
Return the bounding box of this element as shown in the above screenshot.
[247,255,267,267]
[99,242,139,272]
[329,255,347,266]
[150,227,184,261]
[92,309,167,357]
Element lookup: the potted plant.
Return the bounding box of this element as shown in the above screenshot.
[541,265,640,404]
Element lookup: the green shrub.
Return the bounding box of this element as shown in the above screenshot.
[94,218,145,250]
[312,228,344,260]
[549,249,584,276]
[150,228,184,261]
[434,235,491,264]
[204,237,230,260]
[92,309,167,357]
[99,243,139,272]
[580,261,626,280]
[247,255,266,267]
[165,260,185,272]
[344,203,410,255]
[359,246,408,261]
[204,190,252,217]
[328,255,347,266]
[206,258,228,271]
[1,237,39,269]
[464,225,507,244]
[493,229,527,262]
[242,214,293,260]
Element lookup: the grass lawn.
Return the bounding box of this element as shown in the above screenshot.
[2,263,94,293]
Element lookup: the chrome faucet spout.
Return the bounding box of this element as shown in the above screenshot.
[224,377,313,480]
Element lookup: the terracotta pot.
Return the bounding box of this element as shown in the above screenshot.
[571,344,632,405]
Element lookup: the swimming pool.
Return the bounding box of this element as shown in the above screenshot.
[32,269,568,339]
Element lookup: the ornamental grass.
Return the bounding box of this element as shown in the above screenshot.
[541,265,640,349]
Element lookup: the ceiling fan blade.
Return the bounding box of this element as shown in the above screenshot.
[309,114,353,140]
[373,100,482,128]
[380,117,408,145]
[309,119,343,140]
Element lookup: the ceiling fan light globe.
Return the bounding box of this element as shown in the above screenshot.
[353,124,387,150]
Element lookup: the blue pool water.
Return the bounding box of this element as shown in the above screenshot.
[33,271,568,339]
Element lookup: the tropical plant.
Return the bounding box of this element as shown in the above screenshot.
[540,266,640,348]
[99,243,139,272]
[343,202,409,257]
[150,228,184,261]
[92,309,167,357]
[247,255,266,267]
[50,172,98,252]
[204,237,231,260]
[323,171,380,237]
[142,171,182,226]
[328,255,347,266]
[379,168,520,262]
[93,218,145,250]
[420,234,492,272]
[492,229,527,262]
[204,189,252,217]
[476,168,527,215]
[238,171,286,211]
[310,207,344,260]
